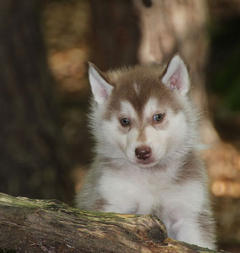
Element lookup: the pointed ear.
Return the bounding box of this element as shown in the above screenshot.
[161,55,190,95]
[88,62,113,104]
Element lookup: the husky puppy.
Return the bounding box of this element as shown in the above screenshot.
[76,55,216,249]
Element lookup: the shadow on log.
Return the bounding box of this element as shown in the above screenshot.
[0,193,224,253]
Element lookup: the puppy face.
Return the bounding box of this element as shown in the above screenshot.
[100,87,188,167]
[89,55,193,167]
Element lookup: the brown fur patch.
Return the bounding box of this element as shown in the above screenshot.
[198,210,216,244]
[174,152,205,184]
[103,64,182,120]
[92,198,108,211]
[137,128,147,142]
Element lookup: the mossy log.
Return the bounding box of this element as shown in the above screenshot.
[0,193,223,253]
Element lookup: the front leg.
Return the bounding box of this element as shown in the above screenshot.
[167,211,216,250]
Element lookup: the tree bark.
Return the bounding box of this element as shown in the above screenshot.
[0,192,223,253]
[0,1,74,202]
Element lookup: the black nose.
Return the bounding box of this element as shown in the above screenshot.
[135,146,152,160]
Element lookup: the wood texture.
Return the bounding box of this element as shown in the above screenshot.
[0,192,224,253]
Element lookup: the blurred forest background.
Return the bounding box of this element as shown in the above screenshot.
[0,0,240,252]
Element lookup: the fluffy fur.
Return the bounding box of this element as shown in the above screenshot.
[76,55,216,249]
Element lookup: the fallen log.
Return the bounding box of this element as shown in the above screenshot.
[0,193,223,253]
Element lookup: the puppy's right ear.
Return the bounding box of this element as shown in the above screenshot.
[88,62,113,104]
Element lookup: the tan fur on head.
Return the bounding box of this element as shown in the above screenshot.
[104,64,181,120]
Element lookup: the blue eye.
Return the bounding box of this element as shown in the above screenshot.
[153,113,165,123]
[120,117,131,127]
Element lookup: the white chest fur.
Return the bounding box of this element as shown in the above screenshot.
[98,164,205,216]
[97,164,213,248]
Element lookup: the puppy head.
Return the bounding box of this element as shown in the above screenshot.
[88,55,196,167]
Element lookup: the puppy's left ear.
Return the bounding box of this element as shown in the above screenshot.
[162,55,190,95]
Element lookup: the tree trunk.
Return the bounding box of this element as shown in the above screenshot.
[89,0,140,70]
[0,192,223,253]
[0,1,74,202]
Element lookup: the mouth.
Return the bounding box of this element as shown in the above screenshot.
[135,158,159,168]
